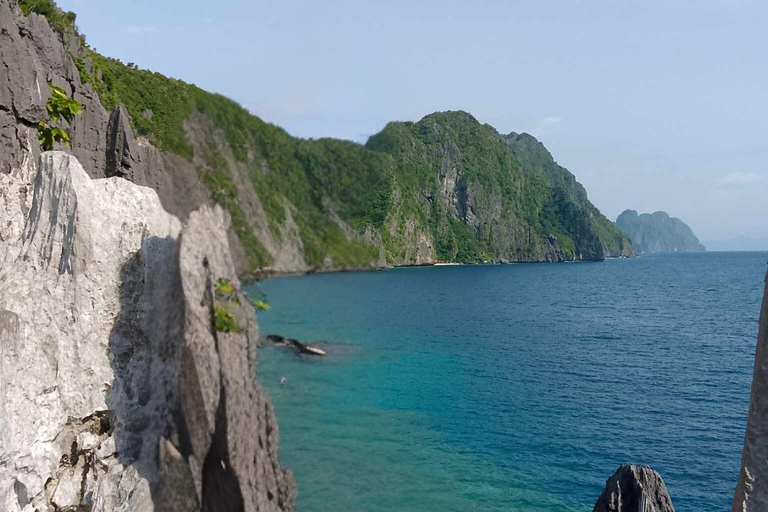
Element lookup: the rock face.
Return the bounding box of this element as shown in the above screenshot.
[367,113,635,263]
[593,465,676,512]
[0,0,107,176]
[615,210,705,254]
[0,152,295,511]
[731,273,768,512]
[0,0,215,255]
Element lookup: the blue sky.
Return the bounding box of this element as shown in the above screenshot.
[59,0,768,241]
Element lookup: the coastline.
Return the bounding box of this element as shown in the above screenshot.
[249,256,627,281]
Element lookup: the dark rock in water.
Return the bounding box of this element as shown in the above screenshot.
[593,465,675,512]
[265,334,327,356]
[265,334,289,344]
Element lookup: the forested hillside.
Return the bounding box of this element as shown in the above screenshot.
[11,0,635,274]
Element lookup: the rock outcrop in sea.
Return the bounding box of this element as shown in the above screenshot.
[0,152,295,511]
[593,465,675,512]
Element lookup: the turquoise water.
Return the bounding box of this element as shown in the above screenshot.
[249,252,767,511]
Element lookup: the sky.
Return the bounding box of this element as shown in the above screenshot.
[58,0,768,241]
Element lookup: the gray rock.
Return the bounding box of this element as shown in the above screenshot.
[731,272,768,512]
[0,0,109,177]
[0,0,210,217]
[0,151,181,511]
[106,104,141,178]
[593,465,675,512]
[0,151,295,511]
[174,205,296,511]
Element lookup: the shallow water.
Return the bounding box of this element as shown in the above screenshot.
[249,252,767,511]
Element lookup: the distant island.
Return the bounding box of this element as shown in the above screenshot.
[615,210,705,254]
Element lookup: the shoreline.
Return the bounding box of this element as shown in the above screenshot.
[248,256,637,282]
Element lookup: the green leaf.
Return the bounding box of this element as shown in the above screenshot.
[37,82,82,151]
[50,126,70,146]
[214,278,239,303]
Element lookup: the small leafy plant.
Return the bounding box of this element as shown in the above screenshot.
[38,83,83,151]
[247,282,271,311]
[251,298,271,311]
[214,306,241,333]
[214,278,239,303]
[213,278,242,333]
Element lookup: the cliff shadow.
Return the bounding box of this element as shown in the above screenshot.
[106,234,195,507]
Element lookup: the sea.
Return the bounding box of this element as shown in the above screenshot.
[247,252,768,511]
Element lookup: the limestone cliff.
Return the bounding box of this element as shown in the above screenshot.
[0,152,295,511]
[367,112,635,263]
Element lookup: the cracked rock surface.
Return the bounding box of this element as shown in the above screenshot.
[0,0,210,222]
[0,151,295,511]
[732,273,768,512]
[593,465,676,512]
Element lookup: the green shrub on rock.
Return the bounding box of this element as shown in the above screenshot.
[213,278,243,333]
[18,0,78,36]
[214,306,241,333]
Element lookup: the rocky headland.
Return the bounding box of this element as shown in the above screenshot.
[615,210,705,254]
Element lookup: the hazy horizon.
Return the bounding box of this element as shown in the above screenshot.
[58,0,767,241]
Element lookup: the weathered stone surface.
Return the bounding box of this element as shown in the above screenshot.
[0,151,180,511]
[106,104,141,178]
[732,273,768,512]
[0,0,109,176]
[0,1,210,215]
[0,151,295,511]
[593,465,675,512]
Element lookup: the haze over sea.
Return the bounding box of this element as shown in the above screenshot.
[250,252,767,511]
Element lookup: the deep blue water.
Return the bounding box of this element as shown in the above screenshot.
[249,252,767,511]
